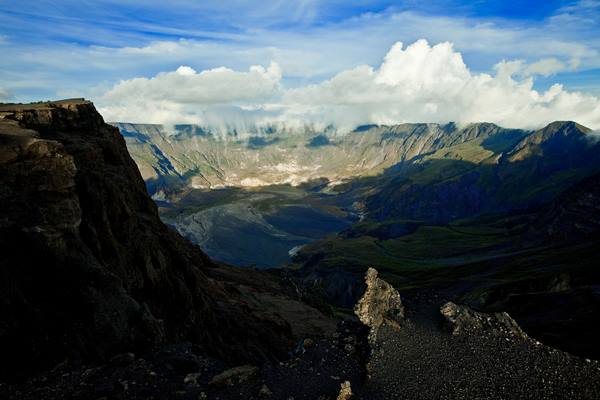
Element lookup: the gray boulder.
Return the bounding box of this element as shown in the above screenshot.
[440,302,527,339]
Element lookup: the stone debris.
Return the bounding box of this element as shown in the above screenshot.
[109,353,135,366]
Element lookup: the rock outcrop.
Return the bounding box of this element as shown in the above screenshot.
[0,100,334,381]
[440,302,527,339]
[354,268,404,342]
[336,380,353,400]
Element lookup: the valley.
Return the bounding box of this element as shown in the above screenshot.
[5,1,600,397]
[118,119,600,271]
[158,184,354,267]
[3,100,600,399]
[118,118,600,361]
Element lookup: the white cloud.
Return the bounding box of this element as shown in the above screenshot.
[99,62,282,125]
[4,7,600,103]
[494,57,580,78]
[97,39,600,131]
[0,87,12,101]
[525,58,577,77]
[279,40,600,130]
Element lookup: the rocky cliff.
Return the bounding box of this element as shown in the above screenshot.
[0,100,334,381]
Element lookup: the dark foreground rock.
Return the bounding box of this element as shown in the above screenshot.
[1,325,368,400]
[346,270,600,399]
[0,100,334,382]
[4,274,600,399]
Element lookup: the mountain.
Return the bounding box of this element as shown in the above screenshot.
[115,120,600,267]
[0,100,334,381]
[3,100,600,399]
[115,122,529,195]
[365,120,599,223]
[111,117,600,359]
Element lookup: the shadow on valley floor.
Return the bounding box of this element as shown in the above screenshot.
[156,183,358,268]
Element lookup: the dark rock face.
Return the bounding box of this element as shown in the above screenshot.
[369,171,493,223]
[0,100,333,382]
[535,172,600,241]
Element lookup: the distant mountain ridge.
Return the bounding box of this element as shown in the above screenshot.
[115,120,598,213]
[113,119,600,269]
[115,121,535,193]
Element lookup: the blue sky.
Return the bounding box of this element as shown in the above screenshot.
[1,1,599,128]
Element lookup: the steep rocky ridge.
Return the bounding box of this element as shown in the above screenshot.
[365,121,600,222]
[0,100,334,382]
[115,121,528,195]
[117,120,598,223]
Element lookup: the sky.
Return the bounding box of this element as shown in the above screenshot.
[1,0,600,130]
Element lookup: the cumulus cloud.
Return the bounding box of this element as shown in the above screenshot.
[99,62,282,125]
[526,58,579,76]
[98,39,600,131]
[494,57,579,78]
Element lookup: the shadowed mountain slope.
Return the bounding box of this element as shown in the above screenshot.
[0,100,334,381]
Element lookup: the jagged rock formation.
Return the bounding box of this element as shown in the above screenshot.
[0,100,334,382]
[352,268,403,383]
[337,380,353,400]
[354,268,404,342]
[440,302,527,339]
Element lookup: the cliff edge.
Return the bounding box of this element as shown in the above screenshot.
[0,99,334,381]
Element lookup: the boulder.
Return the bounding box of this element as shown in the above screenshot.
[258,384,272,397]
[440,302,527,339]
[183,372,202,387]
[337,380,353,400]
[354,268,404,342]
[209,365,259,387]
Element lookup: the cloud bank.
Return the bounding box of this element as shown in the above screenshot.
[98,39,600,131]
